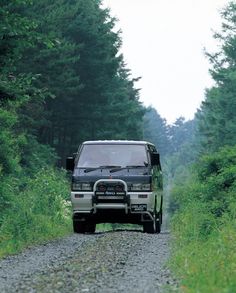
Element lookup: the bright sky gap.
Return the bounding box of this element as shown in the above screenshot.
[103,0,230,124]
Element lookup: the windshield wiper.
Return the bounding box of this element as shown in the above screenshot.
[110,165,147,173]
[83,165,121,173]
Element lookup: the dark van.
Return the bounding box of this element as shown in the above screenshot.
[66,140,163,234]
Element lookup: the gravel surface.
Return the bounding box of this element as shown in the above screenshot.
[0,230,178,292]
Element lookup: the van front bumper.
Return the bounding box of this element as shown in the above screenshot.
[71,191,156,223]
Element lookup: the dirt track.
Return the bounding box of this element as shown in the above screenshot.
[0,229,177,292]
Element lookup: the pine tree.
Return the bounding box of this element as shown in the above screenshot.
[143,107,169,157]
[196,2,236,152]
[17,0,145,162]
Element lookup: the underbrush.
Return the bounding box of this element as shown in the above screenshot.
[170,146,236,292]
[0,168,71,258]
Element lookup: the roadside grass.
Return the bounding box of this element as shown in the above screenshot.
[0,168,72,258]
[171,215,236,293]
[0,220,72,258]
[170,146,236,293]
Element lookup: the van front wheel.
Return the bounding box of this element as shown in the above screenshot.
[73,221,85,233]
[143,220,156,234]
[73,221,96,234]
[86,223,96,233]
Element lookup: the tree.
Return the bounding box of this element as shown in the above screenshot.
[196,2,236,153]
[0,0,47,174]
[168,117,195,154]
[16,0,145,162]
[143,107,169,157]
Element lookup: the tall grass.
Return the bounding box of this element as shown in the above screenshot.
[0,168,71,258]
[170,146,236,292]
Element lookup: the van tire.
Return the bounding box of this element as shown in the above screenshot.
[73,221,86,233]
[86,223,96,233]
[73,221,96,234]
[143,220,156,234]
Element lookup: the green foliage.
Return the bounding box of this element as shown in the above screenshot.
[143,107,169,157]
[196,2,236,152]
[0,107,19,174]
[15,0,144,162]
[170,145,236,292]
[143,108,197,174]
[197,145,236,179]
[172,145,236,223]
[172,222,236,293]
[172,200,217,243]
[0,168,71,258]
[168,118,193,153]
[193,146,236,218]
[163,117,197,181]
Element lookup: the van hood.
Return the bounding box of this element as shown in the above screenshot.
[72,167,151,185]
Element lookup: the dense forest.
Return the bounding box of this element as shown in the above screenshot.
[1,0,236,291]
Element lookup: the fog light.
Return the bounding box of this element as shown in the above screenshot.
[98,185,106,192]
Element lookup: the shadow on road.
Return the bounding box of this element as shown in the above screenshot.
[90,228,170,235]
[95,228,143,235]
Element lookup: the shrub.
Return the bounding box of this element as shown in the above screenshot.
[0,168,71,257]
[170,145,236,292]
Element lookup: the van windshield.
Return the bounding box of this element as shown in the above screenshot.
[77,144,148,168]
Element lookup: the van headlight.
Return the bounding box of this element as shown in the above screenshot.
[130,183,151,191]
[72,182,92,191]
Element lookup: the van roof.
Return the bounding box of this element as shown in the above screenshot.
[82,140,155,146]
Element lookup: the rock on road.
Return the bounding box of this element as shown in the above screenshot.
[0,230,177,292]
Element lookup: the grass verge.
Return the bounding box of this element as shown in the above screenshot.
[0,168,72,258]
[170,146,236,292]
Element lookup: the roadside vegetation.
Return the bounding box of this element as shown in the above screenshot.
[0,0,145,257]
[0,168,71,258]
[168,2,236,292]
[171,147,236,292]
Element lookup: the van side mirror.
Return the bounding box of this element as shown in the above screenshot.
[66,157,75,171]
[151,152,161,167]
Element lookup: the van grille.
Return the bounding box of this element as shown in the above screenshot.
[94,181,127,203]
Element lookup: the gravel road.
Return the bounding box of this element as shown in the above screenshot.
[0,229,177,292]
